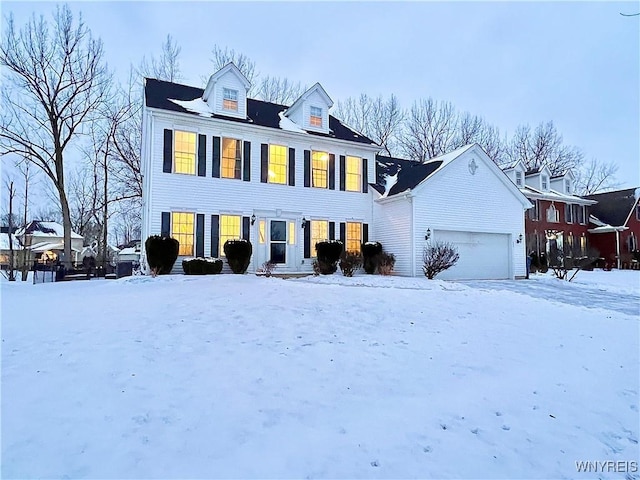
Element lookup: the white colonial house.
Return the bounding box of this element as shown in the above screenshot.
[141,63,531,279]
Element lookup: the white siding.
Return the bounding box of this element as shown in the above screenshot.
[287,90,330,134]
[208,71,247,119]
[372,196,413,275]
[411,150,527,279]
[143,110,377,273]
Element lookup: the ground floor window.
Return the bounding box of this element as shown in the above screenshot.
[311,220,328,257]
[346,222,362,254]
[220,215,241,256]
[172,212,194,256]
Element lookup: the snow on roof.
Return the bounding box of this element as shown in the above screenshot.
[118,247,140,256]
[381,172,399,197]
[0,233,21,250]
[168,98,213,117]
[520,185,596,205]
[423,144,475,167]
[16,221,83,239]
[30,242,82,253]
[278,111,306,133]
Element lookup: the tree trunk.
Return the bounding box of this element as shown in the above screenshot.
[21,164,29,281]
[59,186,73,269]
[8,182,15,281]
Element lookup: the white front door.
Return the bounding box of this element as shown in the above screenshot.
[257,218,298,271]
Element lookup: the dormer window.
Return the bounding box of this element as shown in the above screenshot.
[515,171,523,187]
[223,88,238,112]
[310,106,322,127]
[542,175,548,191]
[565,179,571,194]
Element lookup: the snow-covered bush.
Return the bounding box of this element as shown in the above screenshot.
[145,236,179,276]
[422,241,459,279]
[315,240,343,274]
[377,251,396,275]
[223,239,252,274]
[182,258,223,275]
[339,252,362,277]
[361,241,383,274]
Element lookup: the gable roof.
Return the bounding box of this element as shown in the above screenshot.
[15,221,83,239]
[373,145,475,197]
[145,78,375,146]
[285,82,334,115]
[583,187,640,227]
[202,63,251,102]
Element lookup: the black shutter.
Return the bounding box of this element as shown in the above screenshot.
[163,129,173,173]
[210,215,219,258]
[339,155,346,191]
[197,135,206,176]
[212,136,221,178]
[161,212,170,237]
[288,148,296,186]
[363,223,369,243]
[196,214,205,257]
[261,144,269,183]
[339,222,346,242]
[242,216,250,241]
[304,220,311,258]
[329,154,335,190]
[362,158,368,193]
[304,150,311,187]
[243,141,251,182]
[329,222,335,241]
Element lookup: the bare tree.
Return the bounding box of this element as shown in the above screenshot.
[422,241,460,279]
[334,94,404,157]
[455,112,507,165]
[400,98,458,161]
[4,179,16,280]
[255,75,304,105]
[209,45,257,90]
[506,121,584,175]
[573,157,621,195]
[0,6,111,267]
[137,34,182,83]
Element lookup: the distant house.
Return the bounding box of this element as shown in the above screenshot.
[503,163,596,266]
[0,232,21,270]
[583,188,640,269]
[15,221,84,265]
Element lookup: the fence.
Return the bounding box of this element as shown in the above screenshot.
[33,265,56,284]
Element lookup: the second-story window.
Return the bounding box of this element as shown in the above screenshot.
[546,204,559,223]
[223,88,238,112]
[636,203,640,221]
[312,151,328,188]
[542,175,549,191]
[174,130,197,175]
[310,106,322,127]
[346,156,361,192]
[222,138,242,179]
[565,204,574,224]
[268,144,287,184]
[515,171,523,187]
[565,179,572,194]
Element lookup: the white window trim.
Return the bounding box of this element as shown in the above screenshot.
[223,88,239,112]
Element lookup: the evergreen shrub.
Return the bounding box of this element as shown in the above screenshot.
[315,240,343,274]
[182,257,223,275]
[145,235,179,275]
[361,241,383,274]
[223,239,253,274]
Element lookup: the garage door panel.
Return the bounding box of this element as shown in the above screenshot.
[433,230,510,280]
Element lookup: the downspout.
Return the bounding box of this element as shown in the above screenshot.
[616,229,621,269]
[410,195,415,277]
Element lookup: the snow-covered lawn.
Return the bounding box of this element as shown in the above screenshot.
[2,271,638,479]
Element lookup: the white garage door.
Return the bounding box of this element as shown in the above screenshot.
[432,230,510,280]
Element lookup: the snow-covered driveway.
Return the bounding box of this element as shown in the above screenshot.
[1,271,638,479]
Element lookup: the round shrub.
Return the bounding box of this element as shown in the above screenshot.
[145,235,179,275]
[361,241,383,274]
[223,239,253,274]
[182,257,223,275]
[315,240,343,274]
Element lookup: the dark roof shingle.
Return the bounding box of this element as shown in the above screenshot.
[583,188,639,227]
[375,155,442,196]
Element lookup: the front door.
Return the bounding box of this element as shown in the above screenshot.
[269,220,287,265]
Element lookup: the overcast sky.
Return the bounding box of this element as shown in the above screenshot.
[2,1,639,200]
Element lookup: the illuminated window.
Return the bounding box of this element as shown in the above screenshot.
[268,144,287,184]
[174,131,196,175]
[171,212,194,256]
[259,220,266,244]
[515,171,523,187]
[310,106,322,127]
[346,156,361,192]
[580,235,587,257]
[310,220,328,257]
[220,215,241,256]
[223,88,238,111]
[222,138,242,179]
[289,222,295,245]
[346,222,362,254]
[312,151,328,188]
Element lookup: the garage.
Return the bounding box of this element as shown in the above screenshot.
[433,230,511,280]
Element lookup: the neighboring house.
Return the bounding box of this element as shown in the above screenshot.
[0,232,21,270]
[503,162,596,265]
[583,188,640,268]
[15,221,84,265]
[373,145,531,279]
[141,63,531,279]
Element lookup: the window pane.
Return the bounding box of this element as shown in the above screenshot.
[270,221,286,242]
[346,156,361,192]
[346,222,362,254]
[268,145,287,184]
[311,220,328,257]
[222,138,242,179]
[289,222,295,245]
[171,212,194,256]
[220,215,241,256]
[312,151,328,188]
[270,243,286,264]
[223,88,238,111]
[174,131,196,175]
[259,220,266,244]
